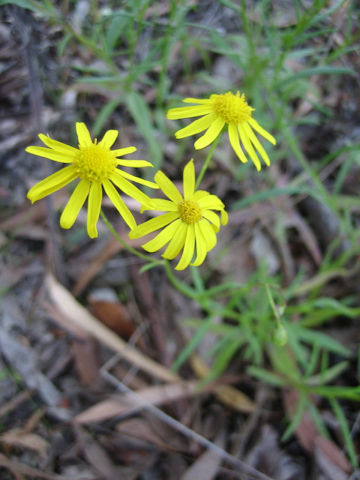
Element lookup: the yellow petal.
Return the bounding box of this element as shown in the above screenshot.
[228,124,248,164]
[116,159,152,168]
[167,105,213,120]
[182,98,212,104]
[26,146,73,163]
[248,118,276,145]
[99,130,118,149]
[129,212,179,239]
[201,210,220,232]
[116,170,159,189]
[142,218,181,252]
[103,179,136,230]
[175,225,195,270]
[27,166,77,203]
[112,146,137,157]
[175,113,216,139]
[193,190,210,201]
[76,122,93,148]
[154,170,182,203]
[60,179,90,229]
[143,199,178,212]
[194,117,225,150]
[243,123,271,167]
[221,208,228,225]
[238,124,261,171]
[191,222,207,267]
[38,134,78,154]
[162,222,187,259]
[110,171,151,205]
[87,182,102,238]
[198,218,217,251]
[198,194,225,210]
[183,159,195,200]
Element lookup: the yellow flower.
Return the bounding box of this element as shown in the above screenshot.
[129,159,228,270]
[26,122,158,238]
[167,91,276,171]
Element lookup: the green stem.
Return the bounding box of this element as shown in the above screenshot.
[265,283,282,327]
[195,136,220,189]
[100,210,162,264]
[163,260,198,299]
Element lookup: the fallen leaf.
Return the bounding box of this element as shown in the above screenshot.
[75,427,122,480]
[0,429,49,458]
[75,380,203,424]
[191,355,255,413]
[116,417,187,451]
[88,293,135,339]
[283,390,351,474]
[72,336,101,387]
[180,428,225,480]
[46,273,179,384]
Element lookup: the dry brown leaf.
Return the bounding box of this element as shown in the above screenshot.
[0,452,78,480]
[46,273,179,384]
[42,299,89,340]
[89,297,135,339]
[315,435,352,475]
[72,337,100,387]
[74,380,202,424]
[0,428,49,458]
[180,428,225,480]
[116,417,187,451]
[191,355,255,413]
[283,390,351,474]
[75,427,122,480]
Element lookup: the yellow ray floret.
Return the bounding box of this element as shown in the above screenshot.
[26,122,158,238]
[129,159,228,270]
[167,91,276,171]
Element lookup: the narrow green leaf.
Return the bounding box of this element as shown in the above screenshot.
[231,186,321,210]
[278,66,355,88]
[92,98,123,137]
[171,316,215,372]
[247,366,288,387]
[306,361,349,386]
[282,393,308,441]
[329,398,358,467]
[287,324,350,357]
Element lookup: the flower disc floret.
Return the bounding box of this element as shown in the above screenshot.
[25,122,158,238]
[178,199,202,224]
[211,91,254,124]
[129,159,228,270]
[73,144,117,182]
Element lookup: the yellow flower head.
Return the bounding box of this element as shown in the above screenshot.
[129,159,228,270]
[167,91,276,171]
[26,122,158,238]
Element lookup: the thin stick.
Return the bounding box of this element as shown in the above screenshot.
[101,360,273,480]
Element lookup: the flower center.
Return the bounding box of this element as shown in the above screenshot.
[73,144,117,183]
[212,91,254,124]
[178,200,202,225]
